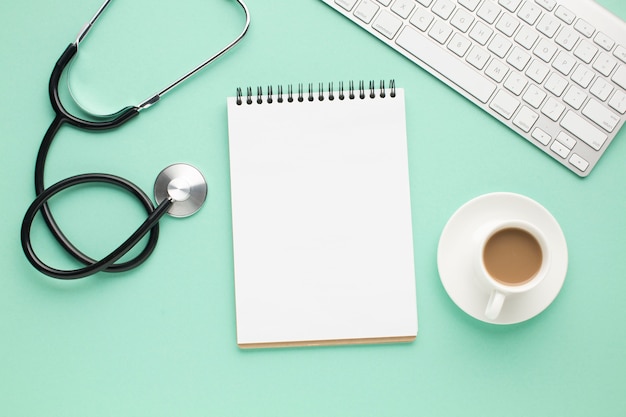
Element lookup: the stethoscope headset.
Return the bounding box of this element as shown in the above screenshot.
[20,0,250,280]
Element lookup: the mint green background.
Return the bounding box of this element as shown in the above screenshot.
[1,1,625,415]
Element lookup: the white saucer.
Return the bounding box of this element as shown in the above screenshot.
[437,192,568,325]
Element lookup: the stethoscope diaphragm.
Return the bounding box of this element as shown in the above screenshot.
[154,163,207,218]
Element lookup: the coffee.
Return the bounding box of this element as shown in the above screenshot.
[482,227,543,286]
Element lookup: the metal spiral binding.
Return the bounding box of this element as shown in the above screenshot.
[235,80,396,105]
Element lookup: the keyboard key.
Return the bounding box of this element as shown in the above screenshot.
[545,73,568,96]
[593,52,618,77]
[563,85,587,110]
[459,0,481,11]
[556,131,576,149]
[535,0,555,11]
[560,110,607,150]
[489,34,512,58]
[536,0,555,10]
[513,105,539,132]
[574,40,598,64]
[590,77,613,101]
[536,14,560,38]
[608,90,626,114]
[504,71,527,95]
[554,5,575,25]
[335,0,359,11]
[467,45,490,69]
[574,19,595,38]
[614,46,626,63]
[523,84,547,108]
[469,21,493,45]
[410,8,434,31]
[570,64,595,89]
[552,51,576,75]
[532,127,551,145]
[582,99,620,132]
[496,13,519,37]
[490,90,520,119]
[555,27,579,51]
[485,59,509,82]
[417,0,433,6]
[594,32,615,51]
[517,2,541,25]
[526,60,549,83]
[507,47,531,71]
[429,20,453,44]
[498,0,522,13]
[534,38,557,62]
[569,154,589,172]
[432,0,456,20]
[373,10,403,39]
[550,139,570,158]
[477,0,501,24]
[612,66,626,89]
[391,0,415,20]
[451,9,474,32]
[448,33,472,56]
[396,27,497,103]
[515,25,539,49]
[542,97,565,121]
[354,0,380,23]
[378,0,393,5]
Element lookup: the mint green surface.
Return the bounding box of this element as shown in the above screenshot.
[1,0,625,415]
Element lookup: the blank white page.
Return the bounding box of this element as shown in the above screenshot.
[227,86,417,348]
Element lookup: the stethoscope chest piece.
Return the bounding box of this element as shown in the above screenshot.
[154,163,207,218]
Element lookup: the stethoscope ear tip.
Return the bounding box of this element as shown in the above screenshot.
[154,163,207,218]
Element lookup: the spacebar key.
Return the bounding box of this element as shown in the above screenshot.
[396,27,496,103]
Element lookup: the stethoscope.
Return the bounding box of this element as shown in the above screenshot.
[20,0,250,280]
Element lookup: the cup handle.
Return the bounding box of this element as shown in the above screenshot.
[485,289,506,320]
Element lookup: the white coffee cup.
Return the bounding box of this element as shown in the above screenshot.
[473,220,551,320]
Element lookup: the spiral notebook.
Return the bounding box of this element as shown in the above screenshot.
[227,81,417,348]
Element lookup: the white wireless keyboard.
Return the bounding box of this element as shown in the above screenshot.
[322,0,626,176]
